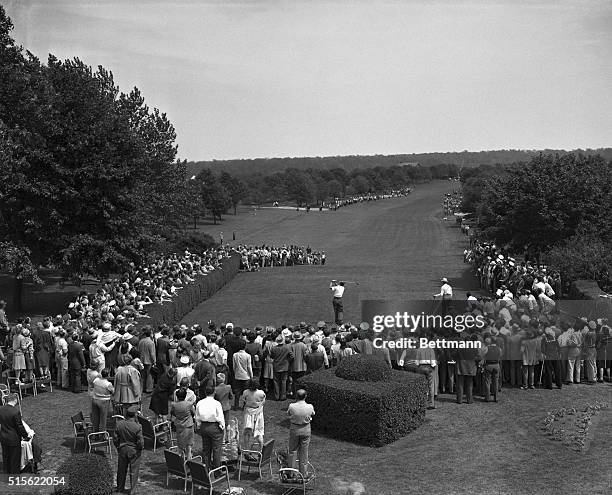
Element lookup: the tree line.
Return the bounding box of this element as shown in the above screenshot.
[186,148,612,178]
[461,153,612,290]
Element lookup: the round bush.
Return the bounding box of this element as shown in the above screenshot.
[335,354,392,382]
[55,453,113,495]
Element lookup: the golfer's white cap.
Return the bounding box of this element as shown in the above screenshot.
[441,277,448,283]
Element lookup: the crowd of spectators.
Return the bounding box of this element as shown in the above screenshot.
[328,187,412,210]
[465,241,563,302]
[0,246,233,386]
[237,245,325,270]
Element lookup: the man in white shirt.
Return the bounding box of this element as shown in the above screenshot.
[434,277,453,315]
[232,342,253,409]
[330,280,346,325]
[194,385,225,469]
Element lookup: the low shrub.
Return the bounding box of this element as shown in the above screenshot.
[55,453,113,495]
[299,367,428,446]
[335,354,392,382]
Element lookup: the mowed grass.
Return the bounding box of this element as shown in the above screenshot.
[181,180,476,328]
[21,383,612,495]
[9,181,612,494]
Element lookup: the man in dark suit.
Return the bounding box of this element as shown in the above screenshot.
[68,334,86,393]
[155,327,171,374]
[0,393,30,473]
[269,335,294,401]
[137,327,156,393]
[113,405,144,494]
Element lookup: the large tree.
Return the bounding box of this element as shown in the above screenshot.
[0,7,185,310]
[477,153,612,256]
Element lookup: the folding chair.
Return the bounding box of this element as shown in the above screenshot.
[34,372,53,393]
[186,461,232,495]
[237,438,275,480]
[7,375,36,401]
[276,450,316,495]
[164,446,202,492]
[88,431,112,458]
[70,411,92,451]
[137,413,171,452]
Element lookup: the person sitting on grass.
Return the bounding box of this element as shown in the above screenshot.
[239,378,266,454]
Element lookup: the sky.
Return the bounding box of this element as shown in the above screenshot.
[4,0,612,161]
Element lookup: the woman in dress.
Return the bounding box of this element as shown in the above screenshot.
[170,387,195,459]
[262,331,276,393]
[12,326,26,381]
[239,378,266,451]
[149,367,177,422]
[21,328,35,382]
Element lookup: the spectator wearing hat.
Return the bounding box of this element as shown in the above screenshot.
[232,341,253,409]
[176,355,195,386]
[290,332,308,397]
[267,335,294,401]
[113,405,144,494]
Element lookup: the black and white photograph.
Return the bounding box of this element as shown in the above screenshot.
[0,1,611,494]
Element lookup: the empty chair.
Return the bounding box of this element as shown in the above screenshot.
[164,446,202,492]
[185,460,232,495]
[237,438,275,480]
[137,413,171,452]
[87,431,112,458]
[70,411,92,451]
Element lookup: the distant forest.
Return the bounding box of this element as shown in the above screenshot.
[185,148,612,177]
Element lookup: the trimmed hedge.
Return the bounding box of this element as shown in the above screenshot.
[299,367,428,447]
[55,453,113,495]
[335,354,391,382]
[133,252,240,331]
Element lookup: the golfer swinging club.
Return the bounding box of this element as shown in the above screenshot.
[433,277,453,315]
[330,280,346,325]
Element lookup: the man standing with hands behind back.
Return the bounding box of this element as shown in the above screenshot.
[113,405,144,494]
